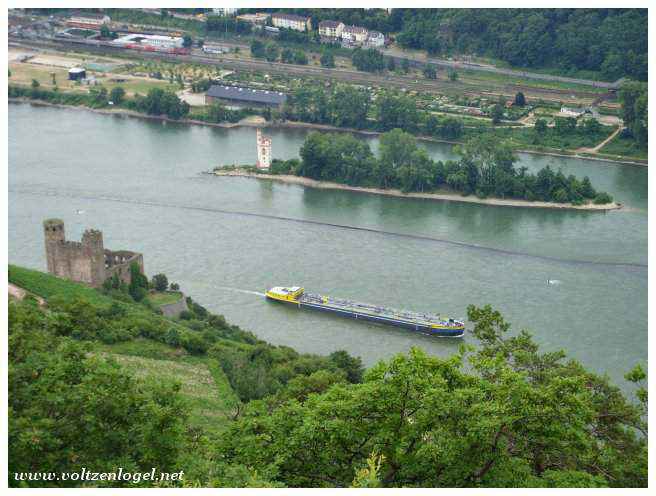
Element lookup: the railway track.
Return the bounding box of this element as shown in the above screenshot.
[11,37,610,104]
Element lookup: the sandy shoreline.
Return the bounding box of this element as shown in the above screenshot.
[210,169,623,212]
[10,98,646,167]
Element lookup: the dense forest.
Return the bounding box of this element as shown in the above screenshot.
[8,266,647,487]
[268,130,613,205]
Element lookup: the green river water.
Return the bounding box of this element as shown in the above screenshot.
[8,103,648,387]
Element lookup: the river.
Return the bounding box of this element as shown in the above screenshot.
[8,103,648,388]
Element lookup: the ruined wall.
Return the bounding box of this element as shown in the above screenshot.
[43,219,144,288]
[105,250,145,285]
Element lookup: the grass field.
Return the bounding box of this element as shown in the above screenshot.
[8,264,113,306]
[598,134,648,160]
[148,291,184,306]
[97,340,240,431]
[9,61,177,96]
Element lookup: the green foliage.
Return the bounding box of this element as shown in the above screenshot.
[215,305,646,488]
[9,265,112,305]
[9,302,188,487]
[514,91,526,106]
[394,9,647,81]
[320,51,335,68]
[265,43,279,62]
[619,81,648,148]
[490,103,504,124]
[127,88,190,120]
[109,86,125,105]
[182,34,193,48]
[7,266,647,487]
[422,64,437,79]
[351,48,385,72]
[151,273,169,292]
[250,39,265,59]
[292,130,611,203]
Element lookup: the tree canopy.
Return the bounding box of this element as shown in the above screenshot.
[288,130,613,203]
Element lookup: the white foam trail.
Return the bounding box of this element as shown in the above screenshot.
[547,279,562,285]
[215,286,266,297]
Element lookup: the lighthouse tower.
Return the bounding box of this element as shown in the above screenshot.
[256,129,271,170]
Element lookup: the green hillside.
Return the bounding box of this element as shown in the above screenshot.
[8,266,647,488]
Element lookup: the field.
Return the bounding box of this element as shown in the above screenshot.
[598,134,648,160]
[8,264,112,306]
[148,291,184,305]
[97,345,239,431]
[8,50,178,97]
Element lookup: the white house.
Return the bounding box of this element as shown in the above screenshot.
[318,20,344,39]
[271,13,312,32]
[341,25,368,45]
[212,8,238,17]
[365,30,385,48]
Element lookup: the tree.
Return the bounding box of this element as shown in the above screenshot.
[128,262,149,301]
[534,118,547,136]
[352,48,385,73]
[100,24,111,39]
[170,282,180,291]
[250,39,265,59]
[514,91,526,106]
[265,43,279,62]
[387,57,396,72]
[376,92,420,132]
[448,70,458,81]
[293,50,308,65]
[401,58,410,73]
[182,35,193,48]
[490,104,504,124]
[151,273,169,292]
[215,305,647,488]
[109,86,125,105]
[619,81,648,148]
[423,64,437,79]
[281,48,294,64]
[320,51,335,68]
[31,79,40,88]
[9,304,188,487]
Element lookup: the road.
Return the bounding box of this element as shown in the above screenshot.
[10,37,611,106]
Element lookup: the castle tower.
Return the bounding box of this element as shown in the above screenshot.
[256,128,271,170]
[43,218,65,275]
[81,229,106,288]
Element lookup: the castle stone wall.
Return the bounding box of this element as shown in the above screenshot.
[43,219,144,288]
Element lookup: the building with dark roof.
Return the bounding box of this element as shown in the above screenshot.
[205,85,287,108]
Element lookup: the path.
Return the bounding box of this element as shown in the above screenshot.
[8,282,46,306]
[576,126,624,154]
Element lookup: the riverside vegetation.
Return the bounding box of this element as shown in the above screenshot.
[9,77,645,160]
[8,265,647,488]
[246,129,614,205]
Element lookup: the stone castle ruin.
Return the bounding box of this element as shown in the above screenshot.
[44,219,144,288]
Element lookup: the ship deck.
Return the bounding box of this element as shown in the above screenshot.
[299,292,456,327]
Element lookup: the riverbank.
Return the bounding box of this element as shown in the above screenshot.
[9,98,647,167]
[210,168,623,211]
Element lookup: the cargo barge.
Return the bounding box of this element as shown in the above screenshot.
[265,286,464,337]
